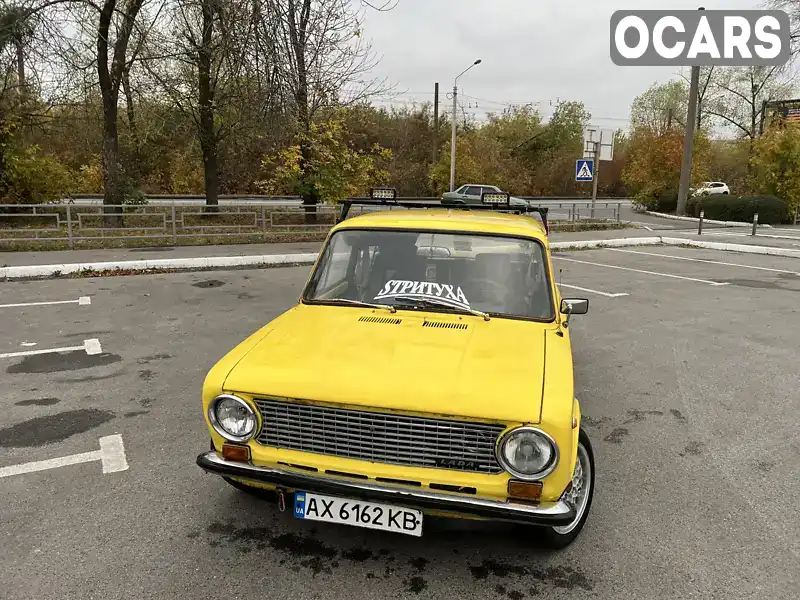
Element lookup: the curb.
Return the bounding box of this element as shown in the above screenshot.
[0,252,320,280]
[2,237,799,280]
[644,211,773,228]
[660,237,800,258]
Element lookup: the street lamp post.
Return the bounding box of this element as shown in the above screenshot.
[449,59,481,192]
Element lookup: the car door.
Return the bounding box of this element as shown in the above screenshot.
[462,186,484,203]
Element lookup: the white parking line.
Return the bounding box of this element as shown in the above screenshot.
[559,283,629,298]
[0,434,128,478]
[0,296,91,309]
[606,248,800,275]
[553,257,730,286]
[0,338,102,359]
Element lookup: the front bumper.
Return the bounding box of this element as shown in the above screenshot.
[196,451,576,527]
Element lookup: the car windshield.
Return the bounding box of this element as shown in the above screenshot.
[303,229,555,321]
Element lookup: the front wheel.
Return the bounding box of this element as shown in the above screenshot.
[537,428,595,549]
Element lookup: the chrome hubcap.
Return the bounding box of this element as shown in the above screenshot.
[552,442,591,535]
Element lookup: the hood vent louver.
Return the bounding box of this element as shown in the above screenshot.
[358,315,403,325]
[422,321,469,330]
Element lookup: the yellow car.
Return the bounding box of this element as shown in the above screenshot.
[196,189,594,549]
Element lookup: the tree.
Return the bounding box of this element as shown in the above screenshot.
[622,126,711,207]
[143,0,254,207]
[705,65,796,181]
[750,122,800,213]
[264,0,390,220]
[630,80,688,135]
[258,110,391,202]
[679,66,722,130]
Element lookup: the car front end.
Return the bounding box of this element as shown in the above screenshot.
[196,196,592,546]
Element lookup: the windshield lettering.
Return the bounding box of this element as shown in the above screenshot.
[375,279,471,308]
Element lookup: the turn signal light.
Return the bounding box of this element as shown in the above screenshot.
[222,443,250,462]
[507,480,543,501]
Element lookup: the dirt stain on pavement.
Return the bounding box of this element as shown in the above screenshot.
[623,409,663,424]
[138,370,154,381]
[15,397,60,407]
[0,409,115,447]
[193,279,226,288]
[137,354,172,364]
[403,576,427,593]
[123,411,149,418]
[582,416,610,427]
[721,278,787,290]
[469,559,594,591]
[61,330,113,338]
[342,547,373,562]
[670,409,688,423]
[604,428,629,444]
[7,351,122,374]
[679,441,705,457]
[56,371,124,383]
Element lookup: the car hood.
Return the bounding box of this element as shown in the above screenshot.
[222,304,550,424]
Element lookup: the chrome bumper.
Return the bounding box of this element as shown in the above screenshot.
[196,451,576,527]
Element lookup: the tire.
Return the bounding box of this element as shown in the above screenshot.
[536,428,595,549]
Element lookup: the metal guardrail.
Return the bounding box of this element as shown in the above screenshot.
[56,194,634,207]
[0,199,627,249]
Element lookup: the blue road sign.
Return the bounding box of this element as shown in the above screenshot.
[576,159,594,181]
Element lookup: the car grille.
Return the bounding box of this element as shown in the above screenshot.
[253,398,506,474]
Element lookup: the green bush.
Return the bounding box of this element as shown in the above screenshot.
[686,194,700,217]
[697,195,789,224]
[654,189,678,213]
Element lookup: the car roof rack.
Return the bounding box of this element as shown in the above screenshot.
[336,188,550,233]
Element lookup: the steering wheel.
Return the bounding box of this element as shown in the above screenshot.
[460,277,508,304]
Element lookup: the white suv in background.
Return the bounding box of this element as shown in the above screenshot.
[693,182,730,196]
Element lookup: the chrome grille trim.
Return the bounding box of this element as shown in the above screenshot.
[253,398,506,474]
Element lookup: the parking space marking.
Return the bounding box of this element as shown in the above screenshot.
[0,296,91,309]
[0,338,102,359]
[553,256,730,286]
[0,434,128,479]
[559,283,629,298]
[606,248,800,275]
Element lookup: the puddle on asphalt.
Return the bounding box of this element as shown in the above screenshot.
[0,409,115,447]
[6,351,122,374]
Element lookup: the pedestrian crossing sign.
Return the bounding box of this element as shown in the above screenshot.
[576,159,594,181]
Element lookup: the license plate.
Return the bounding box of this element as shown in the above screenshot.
[293,492,423,537]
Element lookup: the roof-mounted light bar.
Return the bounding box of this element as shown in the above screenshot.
[481,191,510,205]
[370,187,398,202]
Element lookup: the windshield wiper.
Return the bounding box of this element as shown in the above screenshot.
[391,295,490,321]
[321,298,397,313]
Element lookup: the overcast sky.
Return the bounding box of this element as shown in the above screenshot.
[358,0,772,129]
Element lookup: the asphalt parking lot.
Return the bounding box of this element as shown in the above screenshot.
[1,245,798,600]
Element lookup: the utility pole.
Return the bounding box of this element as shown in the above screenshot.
[591,141,600,218]
[450,59,481,192]
[433,82,439,164]
[449,82,458,192]
[676,7,703,217]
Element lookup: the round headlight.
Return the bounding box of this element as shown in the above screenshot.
[497,427,558,479]
[209,395,257,442]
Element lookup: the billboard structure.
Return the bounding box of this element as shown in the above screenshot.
[759,99,800,134]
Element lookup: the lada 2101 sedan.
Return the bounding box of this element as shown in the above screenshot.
[196,189,594,549]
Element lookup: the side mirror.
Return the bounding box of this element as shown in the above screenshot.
[561,298,589,315]
[560,298,588,328]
